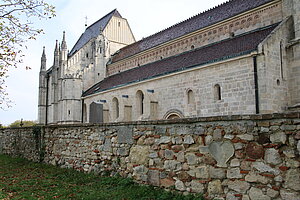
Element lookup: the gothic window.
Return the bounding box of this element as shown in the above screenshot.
[112,97,119,120]
[136,90,144,116]
[214,84,221,100]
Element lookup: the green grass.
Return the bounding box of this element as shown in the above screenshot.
[0,154,203,200]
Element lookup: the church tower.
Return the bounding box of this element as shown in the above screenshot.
[38,47,47,124]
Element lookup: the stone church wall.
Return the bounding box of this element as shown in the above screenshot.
[1,113,299,199]
[84,56,256,122]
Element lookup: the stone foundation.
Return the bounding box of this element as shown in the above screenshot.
[1,113,299,199]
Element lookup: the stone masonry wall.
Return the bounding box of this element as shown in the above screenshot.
[0,127,43,162]
[1,113,300,200]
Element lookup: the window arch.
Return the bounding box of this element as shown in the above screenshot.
[112,97,119,120]
[214,84,221,100]
[136,90,144,116]
[187,89,195,105]
[163,109,184,119]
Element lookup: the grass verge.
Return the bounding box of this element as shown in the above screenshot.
[0,154,203,200]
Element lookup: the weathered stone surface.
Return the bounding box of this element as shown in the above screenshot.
[249,187,270,200]
[147,170,160,186]
[164,149,174,160]
[194,126,205,135]
[158,136,171,144]
[265,148,282,165]
[208,180,223,196]
[186,153,197,165]
[209,167,226,179]
[283,148,296,158]
[245,172,269,184]
[297,140,300,154]
[117,147,129,156]
[175,180,185,191]
[253,162,280,175]
[164,160,182,171]
[208,141,234,167]
[226,191,240,200]
[177,151,185,162]
[178,171,191,182]
[213,129,223,140]
[227,180,250,193]
[237,134,254,141]
[183,135,194,144]
[266,188,279,198]
[284,169,300,191]
[227,167,242,179]
[245,143,264,159]
[270,131,286,144]
[280,189,300,200]
[280,124,296,131]
[129,145,150,165]
[205,135,213,145]
[190,180,204,193]
[133,165,148,180]
[160,178,175,188]
[103,138,112,152]
[117,127,133,144]
[195,165,209,179]
[230,158,240,167]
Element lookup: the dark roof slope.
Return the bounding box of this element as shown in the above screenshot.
[111,0,274,63]
[69,9,122,56]
[82,24,277,97]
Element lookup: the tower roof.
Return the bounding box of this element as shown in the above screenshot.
[69,9,122,56]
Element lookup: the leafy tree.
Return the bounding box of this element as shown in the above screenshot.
[9,119,37,127]
[0,0,55,109]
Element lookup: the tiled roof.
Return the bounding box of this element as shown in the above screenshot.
[69,9,122,56]
[82,24,278,97]
[111,0,274,63]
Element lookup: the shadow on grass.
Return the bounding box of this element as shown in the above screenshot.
[0,154,203,200]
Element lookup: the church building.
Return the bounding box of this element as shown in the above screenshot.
[38,0,300,124]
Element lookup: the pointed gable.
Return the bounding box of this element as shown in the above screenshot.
[69,9,122,56]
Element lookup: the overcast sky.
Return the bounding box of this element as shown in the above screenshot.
[0,0,227,125]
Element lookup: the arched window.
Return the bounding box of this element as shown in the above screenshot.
[187,90,195,104]
[214,84,221,100]
[136,90,144,116]
[112,97,119,120]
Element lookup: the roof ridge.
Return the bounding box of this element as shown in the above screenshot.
[86,9,120,30]
[111,0,275,63]
[134,0,232,43]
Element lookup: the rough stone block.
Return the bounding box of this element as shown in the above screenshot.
[227,167,242,179]
[175,180,185,191]
[208,141,234,167]
[280,189,300,200]
[117,126,133,144]
[209,167,226,179]
[147,170,160,186]
[284,169,300,191]
[270,131,286,144]
[265,148,282,165]
[227,180,250,193]
[208,180,223,196]
[249,187,270,200]
[190,180,204,193]
[129,145,150,165]
[160,178,175,188]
